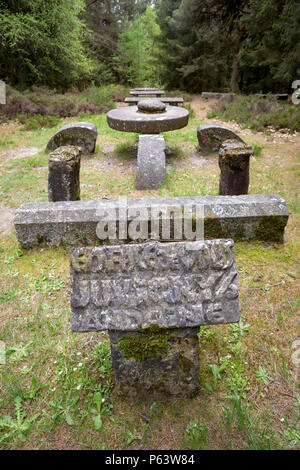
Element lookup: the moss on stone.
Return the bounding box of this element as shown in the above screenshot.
[118,325,173,362]
[204,218,224,238]
[36,233,44,244]
[254,215,286,242]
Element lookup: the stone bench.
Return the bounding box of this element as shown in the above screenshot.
[255,94,288,100]
[14,194,289,248]
[70,239,240,396]
[136,134,166,190]
[46,122,97,155]
[197,124,246,154]
[202,92,235,99]
[125,97,184,106]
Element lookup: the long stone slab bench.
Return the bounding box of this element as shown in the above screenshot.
[14,194,289,248]
[255,94,288,100]
[202,92,236,99]
[125,97,184,106]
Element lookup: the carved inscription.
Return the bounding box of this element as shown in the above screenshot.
[70,240,240,332]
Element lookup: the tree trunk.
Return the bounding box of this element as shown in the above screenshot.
[230,35,241,94]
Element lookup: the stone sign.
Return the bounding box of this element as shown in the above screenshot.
[70,239,240,333]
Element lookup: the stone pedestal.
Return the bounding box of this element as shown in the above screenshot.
[136,134,166,190]
[219,140,253,196]
[109,327,200,398]
[48,145,81,202]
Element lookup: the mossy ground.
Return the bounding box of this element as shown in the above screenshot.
[0,95,299,449]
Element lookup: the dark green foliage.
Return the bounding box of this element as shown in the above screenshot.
[0,0,90,89]
[156,0,300,94]
[0,0,298,97]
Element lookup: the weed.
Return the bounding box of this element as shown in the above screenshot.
[185,420,208,449]
[126,428,142,445]
[89,392,112,431]
[0,396,40,444]
[92,342,112,378]
[255,366,274,385]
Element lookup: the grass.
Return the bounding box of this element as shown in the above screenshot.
[0,92,299,449]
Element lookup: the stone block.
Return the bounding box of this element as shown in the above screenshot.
[219,140,253,196]
[109,327,200,398]
[136,134,166,190]
[48,145,81,202]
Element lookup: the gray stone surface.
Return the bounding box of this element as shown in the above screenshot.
[46,122,97,154]
[131,88,160,92]
[48,146,81,202]
[136,134,166,190]
[109,327,200,398]
[255,94,288,100]
[125,97,184,106]
[219,140,253,196]
[70,239,240,332]
[197,124,245,154]
[14,194,289,248]
[107,105,189,134]
[137,99,166,113]
[202,92,235,99]
[130,90,165,97]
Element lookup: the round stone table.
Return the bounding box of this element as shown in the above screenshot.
[106,104,189,134]
[106,100,189,189]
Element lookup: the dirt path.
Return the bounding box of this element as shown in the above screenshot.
[0,203,15,238]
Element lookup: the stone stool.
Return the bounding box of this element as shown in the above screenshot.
[218,140,253,196]
[48,145,81,202]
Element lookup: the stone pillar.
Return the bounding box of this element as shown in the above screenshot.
[218,140,253,196]
[108,327,200,398]
[48,145,81,202]
[136,134,166,190]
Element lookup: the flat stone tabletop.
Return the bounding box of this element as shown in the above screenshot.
[106,105,189,134]
[125,97,184,105]
[131,88,160,92]
[130,90,165,96]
